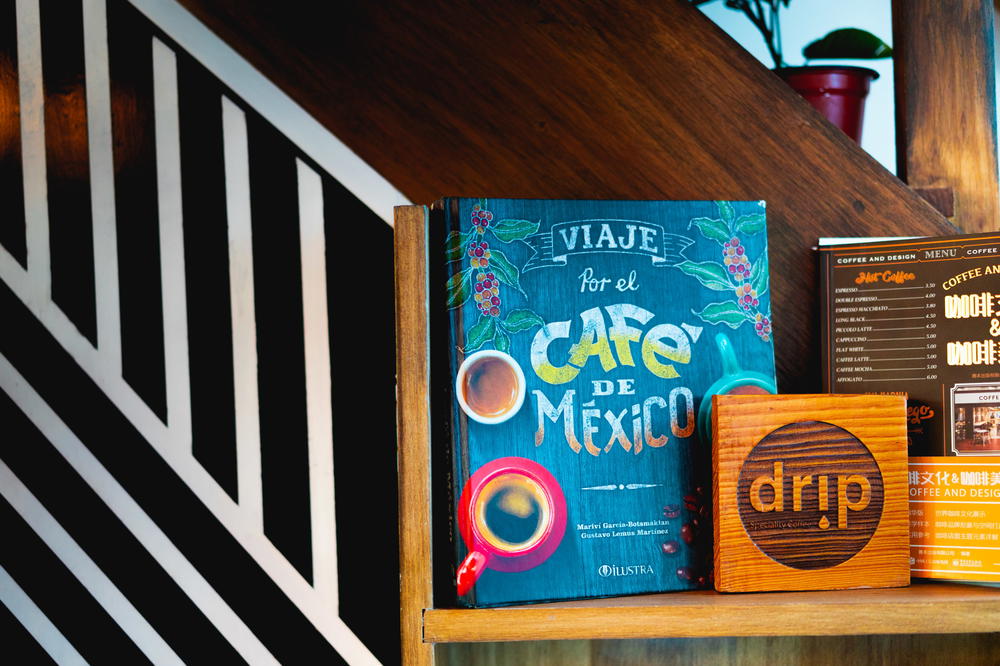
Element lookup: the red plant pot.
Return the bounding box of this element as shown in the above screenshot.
[775,65,879,143]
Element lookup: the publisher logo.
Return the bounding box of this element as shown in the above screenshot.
[737,421,884,570]
[598,563,654,577]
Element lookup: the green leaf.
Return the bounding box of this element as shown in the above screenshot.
[502,309,545,333]
[750,252,769,297]
[491,218,540,243]
[494,326,510,353]
[487,249,525,295]
[734,213,766,236]
[676,260,735,291]
[688,217,731,245]
[692,301,752,329]
[803,28,893,60]
[716,201,735,226]
[446,269,473,309]
[445,230,468,262]
[465,316,495,352]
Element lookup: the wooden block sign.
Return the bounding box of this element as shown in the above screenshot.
[712,394,910,592]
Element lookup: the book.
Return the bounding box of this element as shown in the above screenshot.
[818,232,1000,584]
[431,198,777,607]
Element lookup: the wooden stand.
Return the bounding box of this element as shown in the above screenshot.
[394,205,1000,665]
[713,395,909,593]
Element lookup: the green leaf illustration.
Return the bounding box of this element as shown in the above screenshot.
[446,268,473,309]
[676,260,735,291]
[465,315,495,352]
[445,230,467,262]
[750,252,769,297]
[494,326,511,353]
[688,217,731,245]
[716,201,735,227]
[692,301,752,329]
[734,213,766,236]
[487,249,526,295]
[502,309,545,333]
[491,218,540,243]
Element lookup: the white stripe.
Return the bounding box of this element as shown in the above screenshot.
[0,564,89,665]
[0,354,279,665]
[0,460,183,665]
[0,182,380,665]
[2,4,382,661]
[222,95,264,531]
[152,38,192,442]
[15,0,50,303]
[126,0,409,225]
[297,159,338,608]
[82,0,122,372]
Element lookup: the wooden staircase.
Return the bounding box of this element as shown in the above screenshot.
[175,1,999,663]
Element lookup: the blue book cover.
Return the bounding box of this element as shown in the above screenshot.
[436,198,776,607]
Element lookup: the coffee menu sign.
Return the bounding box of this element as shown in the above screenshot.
[712,394,909,593]
[432,198,777,607]
[818,233,1000,584]
[818,233,1000,457]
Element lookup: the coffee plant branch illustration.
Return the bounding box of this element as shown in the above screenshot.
[446,199,545,352]
[675,201,772,342]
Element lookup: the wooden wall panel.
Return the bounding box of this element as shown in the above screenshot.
[178,0,957,394]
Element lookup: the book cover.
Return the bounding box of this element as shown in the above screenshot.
[435,198,777,607]
[818,232,1000,583]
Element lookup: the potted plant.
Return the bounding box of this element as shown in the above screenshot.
[692,0,893,143]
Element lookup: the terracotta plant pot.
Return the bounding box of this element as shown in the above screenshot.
[775,65,879,143]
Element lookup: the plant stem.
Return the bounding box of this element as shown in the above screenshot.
[739,0,783,69]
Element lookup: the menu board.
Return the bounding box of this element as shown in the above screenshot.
[819,233,1000,457]
[819,233,1000,583]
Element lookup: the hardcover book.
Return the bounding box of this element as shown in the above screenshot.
[818,232,1000,583]
[433,198,777,607]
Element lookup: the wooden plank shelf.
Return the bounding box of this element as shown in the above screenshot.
[422,582,1000,643]
[395,205,1000,664]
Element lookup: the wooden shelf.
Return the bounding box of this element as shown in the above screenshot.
[423,581,1000,643]
[394,206,1000,664]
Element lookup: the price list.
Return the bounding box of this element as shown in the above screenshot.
[830,282,939,387]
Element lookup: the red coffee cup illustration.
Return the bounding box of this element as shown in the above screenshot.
[455,457,568,596]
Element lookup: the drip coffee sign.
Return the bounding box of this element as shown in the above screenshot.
[713,394,909,592]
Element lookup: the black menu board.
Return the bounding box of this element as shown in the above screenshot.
[819,233,1000,457]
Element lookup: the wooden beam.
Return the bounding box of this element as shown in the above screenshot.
[394,205,435,666]
[893,0,1000,232]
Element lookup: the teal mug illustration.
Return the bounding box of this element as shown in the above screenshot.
[697,332,777,442]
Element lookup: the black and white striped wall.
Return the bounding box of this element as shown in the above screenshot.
[0,0,407,663]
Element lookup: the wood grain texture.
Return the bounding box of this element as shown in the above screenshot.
[438,633,1000,666]
[733,421,885,571]
[394,205,434,666]
[713,395,909,593]
[424,582,1000,642]
[893,0,1000,232]
[177,0,959,394]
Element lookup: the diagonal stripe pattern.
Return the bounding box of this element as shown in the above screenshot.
[0,0,405,663]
